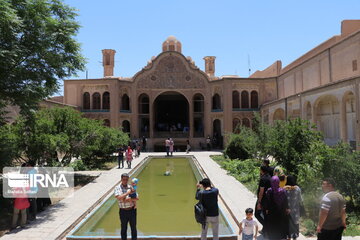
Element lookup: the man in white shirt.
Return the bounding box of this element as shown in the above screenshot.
[114,173,138,240]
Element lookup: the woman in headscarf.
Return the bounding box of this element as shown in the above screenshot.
[263,176,290,240]
[284,176,303,240]
[273,166,287,188]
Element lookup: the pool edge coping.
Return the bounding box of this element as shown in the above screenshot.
[64,155,238,240]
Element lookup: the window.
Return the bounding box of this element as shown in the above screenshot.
[212,94,221,110]
[251,91,258,108]
[83,92,90,110]
[242,118,250,128]
[241,91,249,109]
[232,91,240,109]
[121,94,130,111]
[102,92,110,110]
[92,92,101,110]
[233,118,241,133]
[193,94,204,112]
[139,94,149,114]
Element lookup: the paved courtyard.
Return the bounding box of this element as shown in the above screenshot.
[2,152,359,240]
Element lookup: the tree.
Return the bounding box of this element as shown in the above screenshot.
[12,107,129,167]
[0,0,85,120]
[224,126,258,160]
[267,118,323,176]
[0,124,20,172]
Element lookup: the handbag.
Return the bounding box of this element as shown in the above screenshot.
[194,190,207,228]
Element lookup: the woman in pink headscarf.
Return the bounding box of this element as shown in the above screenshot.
[263,176,290,240]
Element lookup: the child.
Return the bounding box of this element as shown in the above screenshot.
[129,178,138,208]
[239,208,258,240]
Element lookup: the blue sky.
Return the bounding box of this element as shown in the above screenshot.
[59,0,359,94]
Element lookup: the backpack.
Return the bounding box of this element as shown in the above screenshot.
[194,191,206,228]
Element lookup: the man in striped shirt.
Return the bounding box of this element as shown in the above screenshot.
[317,178,346,240]
[115,173,138,240]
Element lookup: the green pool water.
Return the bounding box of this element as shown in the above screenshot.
[71,157,234,237]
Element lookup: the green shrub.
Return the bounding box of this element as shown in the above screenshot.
[69,159,88,171]
[213,155,261,193]
[345,212,360,236]
[224,128,257,160]
[302,218,316,236]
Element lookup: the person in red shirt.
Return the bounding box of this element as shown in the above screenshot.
[11,187,30,229]
[126,146,133,168]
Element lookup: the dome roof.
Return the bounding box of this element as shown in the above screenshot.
[166,35,177,42]
[162,35,182,53]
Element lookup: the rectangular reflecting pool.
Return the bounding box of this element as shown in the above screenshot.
[67,157,237,239]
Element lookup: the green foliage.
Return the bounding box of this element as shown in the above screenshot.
[69,159,87,171]
[12,107,129,168]
[213,155,261,193]
[301,218,316,236]
[0,0,85,118]
[321,143,360,207]
[224,127,258,160]
[222,117,360,227]
[0,124,20,172]
[344,212,360,236]
[267,118,323,176]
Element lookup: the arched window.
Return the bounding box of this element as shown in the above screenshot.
[233,118,241,133]
[232,91,240,109]
[83,92,90,110]
[138,94,149,114]
[193,94,204,112]
[103,119,110,127]
[241,91,249,109]
[251,91,258,108]
[102,92,110,110]
[92,92,101,110]
[121,94,130,111]
[242,118,250,128]
[122,120,130,133]
[212,94,221,110]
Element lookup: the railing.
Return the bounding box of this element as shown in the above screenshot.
[119,110,131,113]
[81,109,110,112]
[232,108,260,112]
[153,131,189,138]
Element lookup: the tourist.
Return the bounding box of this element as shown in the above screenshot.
[196,178,219,240]
[27,160,37,221]
[284,176,303,240]
[239,208,258,240]
[11,184,30,229]
[169,138,174,156]
[114,173,138,240]
[118,146,124,169]
[129,178,139,209]
[136,141,141,157]
[273,166,287,188]
[255,165,271,232]
[125,146,133,168]
[36,166,52,211]
[263,159,274,177]
[142,136,147,152]
[317,178,346,240]
[206,136,211,151]
[263,176,290,240]
[186,140,191,154]
[165,138,170,156]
